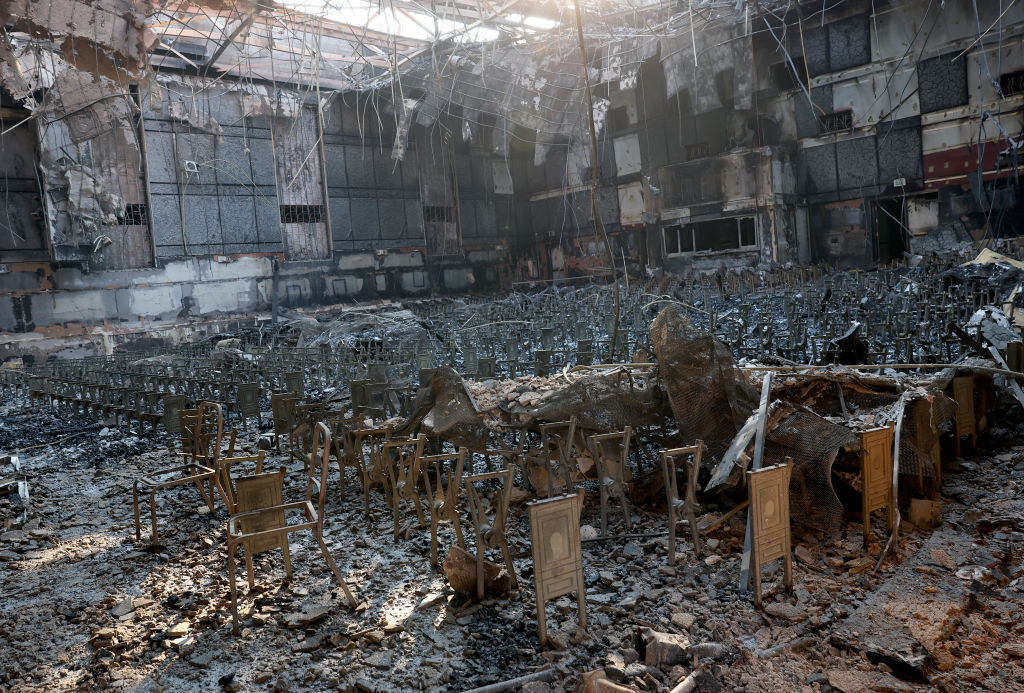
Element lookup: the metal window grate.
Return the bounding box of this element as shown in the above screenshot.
[423,206,455,223]
[685,141,711,160]
[1000,69,1024,97]
[819,110,853,133]
[279,205,324,224]
[122,204,149,226]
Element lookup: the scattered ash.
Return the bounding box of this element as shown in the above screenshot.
[0,409,102,452]
[0,399,163,466]
[444,603,543,691]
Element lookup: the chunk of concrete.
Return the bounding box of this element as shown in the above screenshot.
[909,499,941,529]
[636,627,689,667]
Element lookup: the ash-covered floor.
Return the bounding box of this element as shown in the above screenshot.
[1,389,1023,693]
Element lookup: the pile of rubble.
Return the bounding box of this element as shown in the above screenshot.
[5,254,1024,691]
[1,394,1022,692]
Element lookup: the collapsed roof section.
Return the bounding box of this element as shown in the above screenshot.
[0,0,156,81]
[1,0,774,164]
[388,0,764,165]
[147,1,429,90]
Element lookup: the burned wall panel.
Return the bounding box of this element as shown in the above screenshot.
[416,133,460,256]
[401,156,420,192]
[255,196,283,246]
[324,147,349,187]
[458,202,478,243]
[794,85,833,139]
[182,195,225,251]
[404,198,424,241]
[248,134,279,187]
[219,197,260,254]
[329,198,353,249]
[150,195,184,258]
[324,128,421,251]
[375,148,403,190]
[379,193,409,242]
[798,25,830,78]
[876,119,923,188]
[349,197,381,245]
[474,200,497,238]
[810,201,872,267]
[835,136,878,197]
[139,129,178,185]
[643,118,670,171]
[470,154,493,197]
[214,133,256,187]
[272,110,330,260]
[828,14,871,72]
[917,53,969,113]
[800,144,839,199]
[143,87,280,258]
[23,65,154,269]
[344,145,377,189]
[599,185,621,227]
[455,154,474,193]
[0,117,46,259]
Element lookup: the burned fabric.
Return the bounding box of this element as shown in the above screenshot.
[522,369,669,434]
[400,366,488,451]
[650,304,759,459]
[761,410,859,535]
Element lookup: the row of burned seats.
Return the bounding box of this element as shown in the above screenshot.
[131,400,535,634]
[131,397,712,636]
[14,357,425,435]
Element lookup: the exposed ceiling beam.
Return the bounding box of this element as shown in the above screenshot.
[203,7,261,73]
[151,28,396,67]
[396,0,527,68]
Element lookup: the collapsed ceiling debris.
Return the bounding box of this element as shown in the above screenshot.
[0,0,790,171]
[0,0,154,80]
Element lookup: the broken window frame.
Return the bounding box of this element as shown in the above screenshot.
[662,216,758,256]
[122,203,149,226]
[768,62,804,93]
[607,106,630,133]
[423,206,456,223]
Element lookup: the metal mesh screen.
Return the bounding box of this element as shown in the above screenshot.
[761,411,859,535]
[650,304,760,461]
[898,393,957,498]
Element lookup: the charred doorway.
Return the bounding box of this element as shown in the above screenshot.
[873,198,906,264]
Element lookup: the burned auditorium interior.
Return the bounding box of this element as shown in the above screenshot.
[3,0,1024,691]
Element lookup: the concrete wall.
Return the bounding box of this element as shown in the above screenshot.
[0,79,530,334]
[0,114,47,263]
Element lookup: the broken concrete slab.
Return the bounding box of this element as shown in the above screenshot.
[282,605,331,629]
[831,528,998,680]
